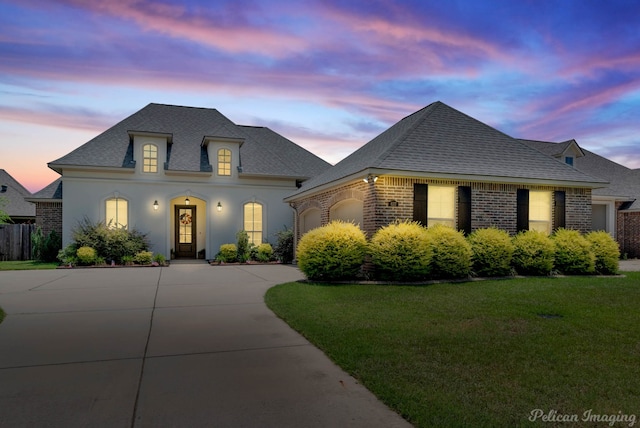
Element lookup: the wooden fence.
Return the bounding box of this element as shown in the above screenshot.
[0,224,35,261]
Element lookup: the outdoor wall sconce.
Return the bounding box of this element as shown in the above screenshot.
[363,174,378,183]
[388,200,399,207]
[217,201,222,212]
[185,197,190,205]
[153,200,159,210]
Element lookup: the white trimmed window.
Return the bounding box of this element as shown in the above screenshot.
[218,149,231,176]
[106,198,128,229]
[529,191,552,234]
[143,144,158,173]
[244,202,263,245]
[428,185,455,227]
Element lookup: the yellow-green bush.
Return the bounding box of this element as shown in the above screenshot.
[425,224,472,279]
[512,230,555,275]
[297,221,367,281]
[552,229,596,275]
[256,243,274,262]
[134,251,153,265]
[369,220,432,281]
[76,246,96,265]
[217,244,237,263]
[585,231,620,275]
[468,227,514,277]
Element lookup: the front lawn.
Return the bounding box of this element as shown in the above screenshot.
[0,260,59,270]
[266,274,640,427]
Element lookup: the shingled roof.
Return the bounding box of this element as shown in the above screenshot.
[287,101,606,199]
[522,139,640,210]
[0,169,35,219]
[49,103,330,179]
[26,178,63,201]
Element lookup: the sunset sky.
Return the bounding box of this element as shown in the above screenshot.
[1,0,639,193]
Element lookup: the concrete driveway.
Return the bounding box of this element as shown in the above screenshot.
[0,264,410,427]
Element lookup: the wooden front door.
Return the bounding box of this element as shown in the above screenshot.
[175,205,196,258]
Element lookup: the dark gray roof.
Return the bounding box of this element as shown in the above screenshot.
[28,178,63,201]
[49,103,330,179]
[288,101,606,198]
[0,169,35,218]
[522,139,640,210]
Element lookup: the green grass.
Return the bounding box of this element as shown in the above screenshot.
[0,260,59,270]
[266,274,640,427]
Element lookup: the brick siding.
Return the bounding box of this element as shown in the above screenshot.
[617,206,640,258]
[35,202,63,238]
[291,176,593,240]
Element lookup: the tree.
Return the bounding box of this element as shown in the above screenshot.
[0,197,12,224]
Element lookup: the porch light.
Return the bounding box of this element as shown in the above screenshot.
[363,174,378,183]
[217,201,222,212]
[153,200,159,210]
[185,197,190,205]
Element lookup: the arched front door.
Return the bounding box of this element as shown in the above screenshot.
[175,205,196,258]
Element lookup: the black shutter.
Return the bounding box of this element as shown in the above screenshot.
[457,186,472,235]
[517,189,529,232]
[413,184,428,226]
[554,191,566,230]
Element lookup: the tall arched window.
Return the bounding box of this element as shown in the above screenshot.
[218,148,231,176]
[106,198,128,229]
[143,144,158,173]
[244,202,263,245]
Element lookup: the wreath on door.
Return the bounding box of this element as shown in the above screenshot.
[180,213,192,225]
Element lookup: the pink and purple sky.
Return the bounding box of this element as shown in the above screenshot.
[1,0,639,193]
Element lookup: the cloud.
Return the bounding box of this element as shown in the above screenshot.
[0,104,118,132]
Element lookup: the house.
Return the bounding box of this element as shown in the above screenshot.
[0,169,35,223]
[41,103,330,259]
[285,101,612,248]
[520,139,640,258]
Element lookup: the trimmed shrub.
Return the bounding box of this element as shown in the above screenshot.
[236,230,250,263]
[31,227,62,262]
[512,230,555,275]
[468,227,514,277]
[273,227,294,264]
[217,244,237,263]
[551,228,595,275]
[76,246,96,265]
[369,220,432,281]
[425,224,472,279]
[585,231,620,275]
[256,243,274,262]
[134,251,153,265]
[153,253,167,265]
[297,220,367,281]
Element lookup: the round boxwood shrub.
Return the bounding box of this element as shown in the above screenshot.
[76,246,96,265]
[468,227,514,277]
[369,220,432,281]
[256,243,274,262]
[512,230,555,275]
[297,220,367,281]
[217,244,238,263]
[585,231,620,275]
[425,224,472,279]
[552,228,596,275]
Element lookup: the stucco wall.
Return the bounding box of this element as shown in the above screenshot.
[61,175,296,259]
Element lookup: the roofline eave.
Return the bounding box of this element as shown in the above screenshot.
[285,168,609,202]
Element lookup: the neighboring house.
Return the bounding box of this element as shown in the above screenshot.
[45,103,330,259]
[0,169,35,223]
[520,139,640,258]
[285,101,610,248]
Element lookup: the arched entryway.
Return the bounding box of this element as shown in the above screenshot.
[170,195,206,259]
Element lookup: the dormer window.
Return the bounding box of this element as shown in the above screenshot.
[218,149,231,176]
[565,156,574,166]
[143,144,158,173]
